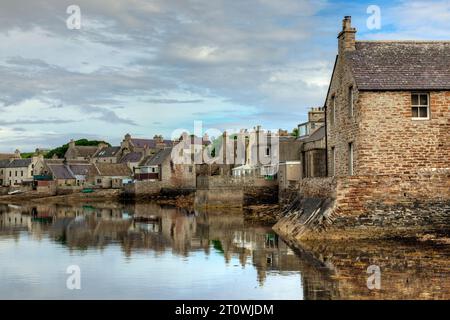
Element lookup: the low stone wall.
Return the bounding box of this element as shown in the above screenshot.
[274,172,450,240]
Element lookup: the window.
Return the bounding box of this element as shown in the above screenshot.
[411,93,429,119]
[330,95,336,126]
[348,86,354,117]
[265,147,270,156]
[21,171,23,177]
[348,143,354,176]
[189,166,193,173]
[331,147,336,176]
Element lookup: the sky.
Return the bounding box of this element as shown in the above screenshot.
[0,0,449,152]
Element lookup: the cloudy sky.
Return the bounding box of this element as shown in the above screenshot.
[0,0,449,152]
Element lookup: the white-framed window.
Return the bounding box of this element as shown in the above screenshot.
[411,93,430,120]
[348,86,354,117]
[348,142,354,176]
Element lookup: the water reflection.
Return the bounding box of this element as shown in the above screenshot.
[0,202,304,299]
[0,202,448,300]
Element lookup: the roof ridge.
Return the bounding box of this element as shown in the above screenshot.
[357,40,450,43]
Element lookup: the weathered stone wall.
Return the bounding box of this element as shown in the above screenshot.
[274,173,450,240]
[299,177,336,198]
[335,172,450,215]
[357,91,450,175]
[326,52,450,177]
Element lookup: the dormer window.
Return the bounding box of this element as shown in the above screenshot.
[411,93,429,120]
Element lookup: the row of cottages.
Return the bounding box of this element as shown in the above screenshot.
[34,159,132,189]
[65,134,173,172]
[325,16,449,178]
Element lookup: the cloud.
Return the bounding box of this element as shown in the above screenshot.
[145,99,204,104]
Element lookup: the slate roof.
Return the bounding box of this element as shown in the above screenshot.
[94,146,120,158]
[347,41,450,90]
[69,164,92,176]
[300,126,325,143]
[93,163,132,177]
[0,159,11,168]
[119,152,143,163]
[7,159,32,168]
[131,138,172,149]
[48,164,74,180]
[68,146,99,158]
[140,148,172,166]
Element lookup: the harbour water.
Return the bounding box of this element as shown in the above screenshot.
[0,202,448,299]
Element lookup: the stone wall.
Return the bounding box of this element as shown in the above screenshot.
[326,48,450,177]
[274,172,450,240]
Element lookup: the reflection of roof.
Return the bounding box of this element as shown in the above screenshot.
[140,148,172,166]
[119,152,143,164]
[94,146,120,158]
[300,126,325,143]
[94,163,132,177]
[131,138,172,149]
[7,159,32,168]
[348,41,450,90]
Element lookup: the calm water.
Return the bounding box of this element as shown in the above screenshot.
[0,202,448,300]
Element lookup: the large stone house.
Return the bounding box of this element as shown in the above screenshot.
[135,147,196,188]
[89,163,133,189]
[65,140,105,161]
[326,16,450,177]
[3,157,41,187]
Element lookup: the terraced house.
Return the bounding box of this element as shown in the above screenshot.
[326,16,450,178]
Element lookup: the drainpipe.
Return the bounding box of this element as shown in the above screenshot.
[324,105,328,177]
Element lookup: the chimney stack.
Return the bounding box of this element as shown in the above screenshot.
[338,16,356,54]
[69,139,75,148]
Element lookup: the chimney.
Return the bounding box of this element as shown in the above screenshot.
[69,139,75,148]
[338,16,356,54]
[14,149,21,158]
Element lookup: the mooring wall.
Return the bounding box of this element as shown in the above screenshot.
[274,171,450,240]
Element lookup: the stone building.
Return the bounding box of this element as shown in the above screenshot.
[135,147,196,188]
[325,16,450,177]
[3,157,41,187]
[275,16,450,241]
[64,140,104,161]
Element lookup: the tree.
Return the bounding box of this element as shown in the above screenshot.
[291,128,299,138]
[45,139,110,159]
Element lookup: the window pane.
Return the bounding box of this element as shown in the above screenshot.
[420,94,428,106]
[419,107,428,118]
[412,107,419,117]
[411,94,419,106]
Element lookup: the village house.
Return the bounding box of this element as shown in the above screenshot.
[325,16,450,177]
[135,147,196,188]
[35,159,92,187]
[89,163,133,189]
[65,140,105,161]
[92,146,121,164]
[3,157,41,187]
[298,107,326,179]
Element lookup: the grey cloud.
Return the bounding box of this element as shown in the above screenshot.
[145,99,204,104]
[0,119,76,126]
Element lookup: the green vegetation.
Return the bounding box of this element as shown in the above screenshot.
[291,127,299,138]
[20,152,35,159]
[45,139,110,159]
